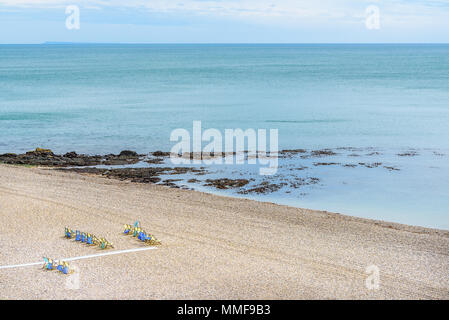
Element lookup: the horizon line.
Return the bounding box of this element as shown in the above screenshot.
[1,42,449,45]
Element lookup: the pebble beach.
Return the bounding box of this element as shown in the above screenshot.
[0,163,448,299]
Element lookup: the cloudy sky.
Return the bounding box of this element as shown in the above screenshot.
[0,0,448,43]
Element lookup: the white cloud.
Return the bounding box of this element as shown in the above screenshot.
[0,0,448,30]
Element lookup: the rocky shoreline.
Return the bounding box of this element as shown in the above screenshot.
[0,146,437,195]
[0,148,142,167]
[64,167,207,187]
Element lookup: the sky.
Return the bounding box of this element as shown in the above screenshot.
[0,0,448,43]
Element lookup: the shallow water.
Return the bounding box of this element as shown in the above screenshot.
[1,44,449,229]
[85,147,449,230]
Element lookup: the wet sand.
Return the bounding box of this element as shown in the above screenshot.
[0,164,448,299]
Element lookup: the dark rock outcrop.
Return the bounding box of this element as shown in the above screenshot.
[0,148,141,167]
[203,178,250,190]
[61,166,207,186]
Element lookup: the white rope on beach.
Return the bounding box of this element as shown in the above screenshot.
[0,247,156,270]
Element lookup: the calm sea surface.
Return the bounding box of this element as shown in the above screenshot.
[1,44,448,229]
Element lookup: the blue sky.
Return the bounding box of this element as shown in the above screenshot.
[0,0,448,43]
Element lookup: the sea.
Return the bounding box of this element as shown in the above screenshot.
[1,44,448,229]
